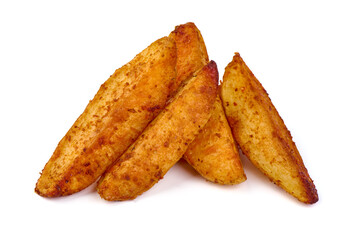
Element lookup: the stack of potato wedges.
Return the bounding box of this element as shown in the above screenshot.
[35,22,318,204]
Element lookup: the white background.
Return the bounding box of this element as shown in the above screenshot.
[1,0,359,239]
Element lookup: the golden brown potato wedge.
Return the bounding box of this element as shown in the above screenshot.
[35,37,177,197]
[170,22,246,184]
[97,61,219,201]
[184,94,246,184]
[220,53,318,204]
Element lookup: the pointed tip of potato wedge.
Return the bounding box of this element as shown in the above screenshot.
[221,53,318,204]
[169,22,209,87]
[204,60,219,84]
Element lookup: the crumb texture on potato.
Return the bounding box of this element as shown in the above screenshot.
[170,22,246,185]
[184,95,246,184]
[169,22,209,88]
[220,53,318,204]
[35,37,177,197]
[97,61,219,201]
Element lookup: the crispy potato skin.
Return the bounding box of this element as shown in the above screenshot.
[170,22,246,184]
[97,61,219,201]
[220,53,318,204]
[169,22,209,89]
[184,94,246,184]
[35,37,177,197]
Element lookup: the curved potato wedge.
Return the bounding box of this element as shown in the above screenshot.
[97,61,219,201]
[184,94,246,184]
[35,37,177,197]
[170,22,245,184]
[169,22,209,88]
[220,53,318,204]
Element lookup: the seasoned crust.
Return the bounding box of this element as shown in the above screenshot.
[184,94,246,184]
[170,23,246,185]
[169,22,209,88]
[220,53,318,204]
[35,37,177,197]
[97,61,219,201]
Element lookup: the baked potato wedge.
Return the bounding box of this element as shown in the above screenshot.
[184,94,246,184]
[169,22,209,88]
[170,22,245,184]
[35,37,177,197]
[97,61,219,201]
[220,53,318,203]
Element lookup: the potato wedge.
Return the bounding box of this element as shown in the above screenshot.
[169,22,209,88]
[97,61,219,201]
[220,53,318,204]
[35,37,177,197]
[184,94,246,184]
[170,22,246,184]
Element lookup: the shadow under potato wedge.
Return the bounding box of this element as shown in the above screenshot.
[170,22,246,185]
[97,61,219,201]
[220,53,318,204]
[35,37,177,197]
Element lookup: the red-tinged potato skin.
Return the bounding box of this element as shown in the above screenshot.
[97,61,219,201]
[170,22,246,184]
[220,53,318,204]
[35,37,177,197]
[169,22,209,88]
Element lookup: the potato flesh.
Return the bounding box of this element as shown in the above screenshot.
[220,53,318,204]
